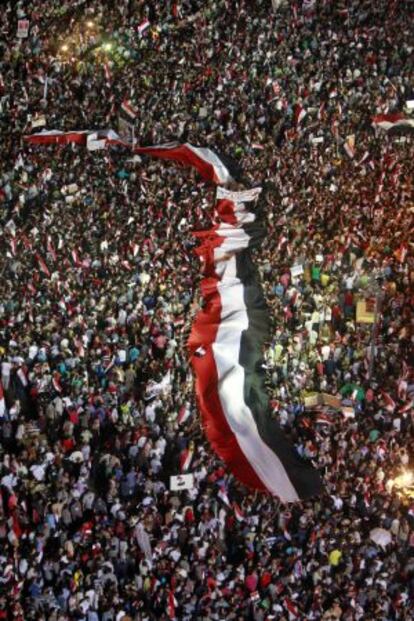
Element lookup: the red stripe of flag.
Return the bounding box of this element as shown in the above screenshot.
[188,236,266,492]
[121,99,137,121]
[35,253,50,277]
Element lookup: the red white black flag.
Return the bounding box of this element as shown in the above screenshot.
[24,132,323,502]
[25,130,238,185]
[167,589,177,620]
[120,99,137,121]
[35,253,51,278]
[188,186,322,502]
[372,113,414,135]
[179,446,194,472]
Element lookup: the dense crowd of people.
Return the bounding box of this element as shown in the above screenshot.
[0,0,413,619]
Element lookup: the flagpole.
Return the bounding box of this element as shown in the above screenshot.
[368,278,383,381]
[43,76,48,102]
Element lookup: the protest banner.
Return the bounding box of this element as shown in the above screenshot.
[170,474,195,491]
[17,20,30,38]
[290,264,304,278]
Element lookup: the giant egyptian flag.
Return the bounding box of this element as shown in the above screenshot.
[189,187,322,502]
[24,131,322,501]
[24,129,237,185]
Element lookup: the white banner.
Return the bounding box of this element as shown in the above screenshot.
[290,264,304,278]
[170,474,194,491]
[87,134,107,151]
[216,187,262,203]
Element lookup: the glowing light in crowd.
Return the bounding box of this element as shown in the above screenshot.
[390,471,414,498]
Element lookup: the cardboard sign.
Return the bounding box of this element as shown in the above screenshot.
[321,393,342,409]
[31,115,46,129]
[303,393,320,408]
[170,474,194,491]
[356,298,376,324]
[304,393,342,410]
[17,19,30,38]
[342,406,355,419]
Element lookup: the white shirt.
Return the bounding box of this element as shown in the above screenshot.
[1,362,12,377]
[30,464,46,481]
[145,404,156,423]
[28,345,39,360]
[321,345,331,361]
[1,474,17,490]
